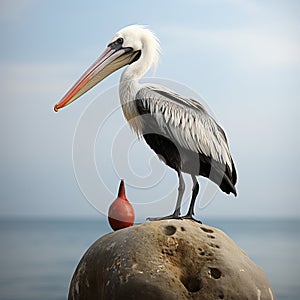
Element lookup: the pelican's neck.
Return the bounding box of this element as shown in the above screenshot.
[119,57,152,135]
[119,67,140,105]
[119,41,158,134]
[120,49,152,105]
[119,68,142,135]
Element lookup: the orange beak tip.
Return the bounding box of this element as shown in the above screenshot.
[54,104,59,112]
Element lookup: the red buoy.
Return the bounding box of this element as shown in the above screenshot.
[108,180,135,231]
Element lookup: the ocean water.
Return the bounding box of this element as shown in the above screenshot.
[0,218,298,300]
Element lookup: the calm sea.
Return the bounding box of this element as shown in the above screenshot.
[0,218,299,300]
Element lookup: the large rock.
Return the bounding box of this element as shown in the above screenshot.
[68,220,276,300]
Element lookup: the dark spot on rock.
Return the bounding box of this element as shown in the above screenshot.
[200,227,214,233]
[207,234,215,239]
[209,243,220,249]
[164,225,177,236]
[180,275,202,293]
[209,268,222,279]
[181,227,186,232]
[198,248,205,256]
[198,248,213,257]
[162,247,174,256]
[218,293,224,299]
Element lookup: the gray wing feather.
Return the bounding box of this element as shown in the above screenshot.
[136,84,233,171]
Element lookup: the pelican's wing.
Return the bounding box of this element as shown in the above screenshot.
[135,84,235,174]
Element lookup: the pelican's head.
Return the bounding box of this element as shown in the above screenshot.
[54,25,160,112]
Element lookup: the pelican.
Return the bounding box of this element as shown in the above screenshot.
[54,25,237,222]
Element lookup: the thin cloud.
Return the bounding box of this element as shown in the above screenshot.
[0,0,36,22]
[161,26,300,69]
[0,62,82,98]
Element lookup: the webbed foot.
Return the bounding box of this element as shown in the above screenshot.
[181,214,202,224]
[147,214,182,221]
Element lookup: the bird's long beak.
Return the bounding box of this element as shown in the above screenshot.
[54,45,139,112]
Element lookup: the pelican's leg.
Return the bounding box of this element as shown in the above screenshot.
[182,175,202,223]
[147,171,185,221]
[173,171,185,217]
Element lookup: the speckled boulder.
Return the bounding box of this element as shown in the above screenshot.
[68,220,276,300]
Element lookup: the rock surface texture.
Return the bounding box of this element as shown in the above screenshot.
[68,220,276,300]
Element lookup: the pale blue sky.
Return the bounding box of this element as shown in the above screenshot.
[0,0,299,219]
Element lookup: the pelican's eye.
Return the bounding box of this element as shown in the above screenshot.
[116,37,123,44]
[108,37,124,49]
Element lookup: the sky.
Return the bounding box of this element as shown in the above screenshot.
[0,0,299,220]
